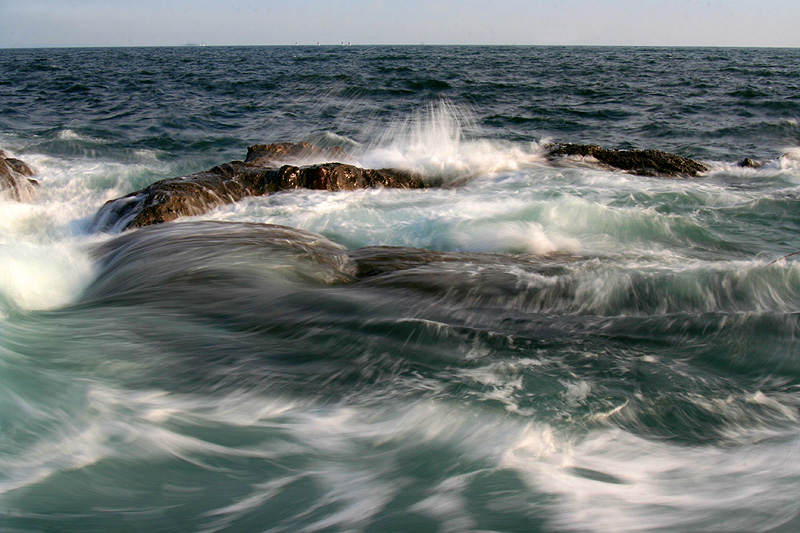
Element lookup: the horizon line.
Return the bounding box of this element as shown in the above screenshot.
[3,43,800,51]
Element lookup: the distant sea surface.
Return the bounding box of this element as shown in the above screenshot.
[1,46,800,531]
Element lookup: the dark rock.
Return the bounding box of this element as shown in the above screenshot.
[347,245,574,303]
[547,143,708,177]
[739,157,762,168]
[1,152,38,201]
[348,245,571,280]
[92,143,430,232]
[91,161,274,231]
[266,163,430,193]
[92,140,715,232]
[244,142,353,167]
[347,246,456,278]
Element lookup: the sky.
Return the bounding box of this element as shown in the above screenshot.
[1,0,799,48]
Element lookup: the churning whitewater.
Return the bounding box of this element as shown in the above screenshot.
[1,45,800,531]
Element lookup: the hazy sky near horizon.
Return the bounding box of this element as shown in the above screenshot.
[1,0,799,48]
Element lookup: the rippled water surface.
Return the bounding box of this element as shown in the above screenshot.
[1,46,800,531]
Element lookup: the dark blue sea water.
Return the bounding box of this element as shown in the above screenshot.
[1,45,800,532]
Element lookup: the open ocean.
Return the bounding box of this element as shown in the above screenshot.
[1,45,800,532]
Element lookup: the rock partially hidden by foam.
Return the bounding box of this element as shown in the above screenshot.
[547,143,708,177]
[92,140,714,232]
[0,150,38,201]
[91,143,431,232]
[739,157,763,169]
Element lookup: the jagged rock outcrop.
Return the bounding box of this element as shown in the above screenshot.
[0,150,38,201]
[92,143,431,232]
[547,144,708,177]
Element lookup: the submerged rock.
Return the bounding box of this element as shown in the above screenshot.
[92,143,431,232]
[739,157,763,169]
[90,220,572,298]
[546,143,708,177]
[0,150,38,201]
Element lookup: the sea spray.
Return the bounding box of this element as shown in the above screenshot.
[358,100,547,180]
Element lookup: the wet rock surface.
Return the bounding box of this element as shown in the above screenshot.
[92,141,715,232]
[0,150,38,201]
[546,143,708,177]
[92,143,431,232]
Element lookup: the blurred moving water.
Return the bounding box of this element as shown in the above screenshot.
[1,45,800,531]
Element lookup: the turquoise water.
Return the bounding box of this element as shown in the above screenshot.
[1,46,800,531]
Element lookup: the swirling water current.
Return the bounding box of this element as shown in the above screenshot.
[1,45,800,531]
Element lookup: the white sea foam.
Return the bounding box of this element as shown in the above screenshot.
[56,129,83,141]
[504,426,800,532]
[0,385,298,497]
[3,374,798,532]
[299,400,798,533]
[0,155,125,313]
[0,241,94,312]
[356,101,546,180]
[0,152,175,243]
[780,147,800,168]
[196,159,778,261]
